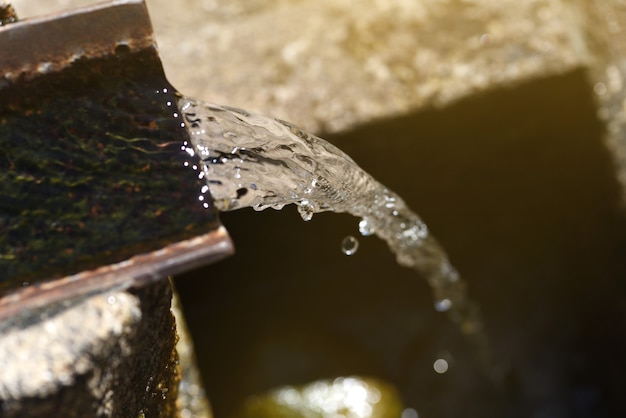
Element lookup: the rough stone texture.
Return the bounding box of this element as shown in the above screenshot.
[581,1,626,202]
[171,287,213,418]
[0,280,179,418]
[149,0,587,133]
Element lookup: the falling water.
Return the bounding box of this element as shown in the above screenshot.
[178,97,486,346]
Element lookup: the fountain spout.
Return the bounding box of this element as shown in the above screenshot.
[0,0,233,320]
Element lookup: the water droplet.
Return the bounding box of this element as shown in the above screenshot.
[435,298,452,312]
[358,218,374,236]
[297,199,314,221]
[384,195,396,208]
[594,82,608,96]
[433,358,449,374]
[401,408,419,418]
[341,235,359,255]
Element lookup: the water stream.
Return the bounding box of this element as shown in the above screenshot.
[177,97,486,351]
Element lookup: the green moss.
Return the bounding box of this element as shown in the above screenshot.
[0,49,218,289]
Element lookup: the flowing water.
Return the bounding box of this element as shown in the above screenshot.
[177,96,486,350]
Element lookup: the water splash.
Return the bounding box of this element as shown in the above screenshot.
[179,97,485,343]
[341,236,360,256]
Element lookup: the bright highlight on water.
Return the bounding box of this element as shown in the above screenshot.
[341,236,359,256]
[178,97,485,344]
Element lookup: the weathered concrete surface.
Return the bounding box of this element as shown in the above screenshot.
[149,0,587,134]
[0,280,179,418]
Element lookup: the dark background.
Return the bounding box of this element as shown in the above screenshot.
[176,69,626,418]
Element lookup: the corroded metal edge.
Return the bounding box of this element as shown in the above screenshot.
[0,0,156,86]
[0,226,234,322]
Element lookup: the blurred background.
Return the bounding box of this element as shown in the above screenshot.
[12,1,626,417]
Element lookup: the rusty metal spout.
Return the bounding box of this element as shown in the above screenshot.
[0,1,233,321]
[0,0,154,86]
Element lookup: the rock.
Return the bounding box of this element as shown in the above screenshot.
[0,280,179,418]
[172,286,214,418]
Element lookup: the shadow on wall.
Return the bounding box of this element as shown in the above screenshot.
[175,68,626,418]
